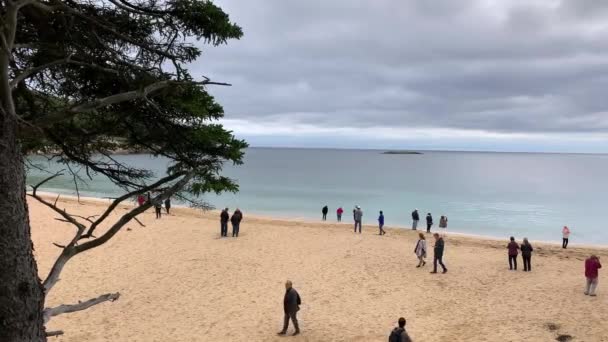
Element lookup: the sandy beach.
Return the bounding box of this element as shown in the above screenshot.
[31,195,608,342]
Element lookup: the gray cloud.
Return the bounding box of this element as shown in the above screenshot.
[190,0,608,142]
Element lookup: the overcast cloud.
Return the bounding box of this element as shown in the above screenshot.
[192,0,608,152]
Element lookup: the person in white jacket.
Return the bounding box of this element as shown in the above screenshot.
[414,233,427,267]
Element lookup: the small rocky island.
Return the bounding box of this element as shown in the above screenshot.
[382,150,423,155]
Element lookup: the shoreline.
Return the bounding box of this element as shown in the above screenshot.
[32,190,608,250]
[30,191,608,341]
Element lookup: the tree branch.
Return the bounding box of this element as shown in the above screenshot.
[43,292,120,323]
[76,171,195,254]
[29,176,87,234]
[10,56,119,89]
[46,330,64,337]
[82,171,184,238]
[42,171,192,295]
[33,78,229,130]
[56,2,180,60]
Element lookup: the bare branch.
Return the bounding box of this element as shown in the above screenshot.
[72,214,98,223]
[46,330,64,337]
[76,171,195,254]
[29,190,86,234]
[52,242,66,249]
[30,171,64,195]
[65,163,83,203]
[42,172,190,295]
[43,292,120,323]
[82,171,184,238]
[133,216,145,227]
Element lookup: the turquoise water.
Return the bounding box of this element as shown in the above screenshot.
[26,148,608,244]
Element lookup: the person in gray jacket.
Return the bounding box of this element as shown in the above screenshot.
[278,280,301,336]
[354,205,363,233]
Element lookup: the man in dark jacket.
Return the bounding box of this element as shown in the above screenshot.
[431,233,447,274]
[164,197,171,214]
[231,209,243,237]
[411,209,419,230]
[322,205,328,221]
[426,213,433,233]
[278,280,301,336]
[389,317,413,342]
[220,208,229,237]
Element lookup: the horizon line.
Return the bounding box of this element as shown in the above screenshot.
[246,145,608,155]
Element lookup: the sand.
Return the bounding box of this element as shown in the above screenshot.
[30,195,608,342]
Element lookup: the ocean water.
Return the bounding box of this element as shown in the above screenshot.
[26,148,608,244]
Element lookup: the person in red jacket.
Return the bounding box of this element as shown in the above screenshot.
[507,236,519,270]
[585,255,602,296]
[336,207,343,222]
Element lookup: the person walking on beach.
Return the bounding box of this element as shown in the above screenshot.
[431,233,447,274]
[585,255,602,296]
[322,205,328,221]
[388,317,413,342]
[562,226,571,249]
[378,211,386,235]
[231,208,243,237]
[154,197,163,219]
[507,236,519,270]
[354,206,363,233]
[414,233,427,268]
[164,197,171,214]
[411,209,419,230]
[521,237,533,272]
[439,216,448,230]
[337,207,343,222]
[426,213,433,233]
[278,280,301,336]
[220,208,229,237]
[137,194,146,206]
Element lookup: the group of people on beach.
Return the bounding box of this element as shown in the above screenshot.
[411,209,448,233]
[207,204,598,340]
[137,192,171,219]
[322,206,448,236]
[506,236,534,271]
[413,232,448,274]
[220,208,243,237]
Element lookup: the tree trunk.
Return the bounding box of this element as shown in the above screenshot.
[0,70,46,341]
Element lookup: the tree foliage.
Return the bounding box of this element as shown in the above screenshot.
[12,0,246,195]
[0,0,246,339]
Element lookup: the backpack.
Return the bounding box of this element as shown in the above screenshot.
[389,327,404,342]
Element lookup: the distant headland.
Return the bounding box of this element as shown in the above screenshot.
[382,151,423,155]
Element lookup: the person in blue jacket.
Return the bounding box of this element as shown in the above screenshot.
[378,211,386,235]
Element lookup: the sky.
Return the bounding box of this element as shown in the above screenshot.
[193,0,608,153]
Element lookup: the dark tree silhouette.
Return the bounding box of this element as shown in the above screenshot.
[0,0,246,340]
